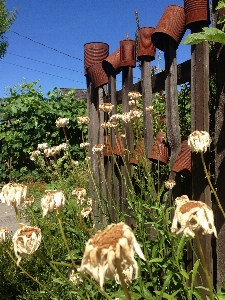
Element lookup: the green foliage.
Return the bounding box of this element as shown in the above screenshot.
[0,0,17,58]
[0,80,87,183]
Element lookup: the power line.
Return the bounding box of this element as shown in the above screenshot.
[2,61,85,84]
[9,30,83,62]
[8,52,83,73]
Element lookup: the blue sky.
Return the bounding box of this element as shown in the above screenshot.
[1,0,192,98]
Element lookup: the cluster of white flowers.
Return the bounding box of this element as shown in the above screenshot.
[13,225,41,265]
[30,150,41,161]
[72,187,87,200]
[110,114,123,121]
[165,179,176,190]
[58,143,68,151]
[146,105,153,112]
[171,195,217,238]
[92,144,104,154]
[37,143,48,151]
[188,130,211,153]
[99,103,114,113]
[0,183,27,207]
[130,109,143,120]
[77,116,90,124]
[24,196,35,207]
[80,142,90,149]
[68,267,83,286]
[72,188,93,218]
[80,222,146,290]
[101,121,119,129]
[41,190,66,217]
[128,91,142,100]
[55,117,69,128]
[44,146,61,157]
[81,207,93,218]
[0,227,9,243]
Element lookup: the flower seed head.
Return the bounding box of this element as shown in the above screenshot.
[41,190,65,217]
[188,130,211,153]
[56,117,69,127]
[0,183,27,207]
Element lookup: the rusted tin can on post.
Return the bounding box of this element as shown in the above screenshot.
[137,27,156,60]
[184,0,210,30]
[149,132,170,164]
[87,62,108,88]
[103,48,121,75]
[84,42,109,74]
[120,39,136,67]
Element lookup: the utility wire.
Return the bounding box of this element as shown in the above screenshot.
[9,30,83,62]
[8,52,83,73]
[2,61,85,84]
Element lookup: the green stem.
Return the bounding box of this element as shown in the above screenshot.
[200,152,225,219]
[115,259,131,300]
[195,231,214,300]
[14,206,21,225]
[6,250,58,299]
[55,211,76,269]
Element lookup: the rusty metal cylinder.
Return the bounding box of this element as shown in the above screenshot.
[151,5,186,51]
[104,48,121,72]
[184,0,210,29]
[84,42,109,74]
[87,62,108,88]
[120,40,136,67]
[137,27,156,60]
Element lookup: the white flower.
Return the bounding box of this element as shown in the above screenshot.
[80,222,146,290]
[81,207,92,218]
[37,143,48,150]
[58,143,68,151]
[92,144,104,154]
[80,142,90,149]
[110,114,123,121]
[56,117,69,127]
[0,227,9,243]
[0,183,27,207]
[41,190,66,217]
[128,99,137,107]
[130,109,143,120]
[99,103,114,113]
[72,187,87,199]
[122,112,132,123]
[24,196,35,207]
[188,131,211,153]
[128,91,142,100]
[165,179,176,190]
[77,116,90,124]
[87,197,94,206]
[68,267,83,286]
[101,122,111,129]
[73,160,79,166]
[44,146,61,157]
[30,150,41,161]
[146,106,153,112]
[171,195,217,238]
[13,225,41,265]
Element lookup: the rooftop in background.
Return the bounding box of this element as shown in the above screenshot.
[60,88,87,101]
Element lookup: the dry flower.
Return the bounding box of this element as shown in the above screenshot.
[87,197,94,206]
[110,114,123,121]
[68,267,83,286]
[13,225,41,265]
[92,144,104,154]
[80,142,90,149]
[77,116,90,124]
[130,109,143,120]
[165,179,176,190]
[0,227,9,243]
[101,121,111,129]
[128,91,142,100]
[122,112,132,123]
[80,222,146,290]
[30,150,41,161]
[0,183,27,207]
[44,146,61,157]
[109,122,119,129]
[171,195,217,238]
[37,143,48,150]
[56,117,69,128]
[41,190,66,217]
[58,143,68,151]
[99,103,114,113]
[188,130,211,153]
[81,207,92,218]
[24,196,35,207]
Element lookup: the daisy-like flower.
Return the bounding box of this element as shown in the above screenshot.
[56,117,69,128]
[188,130,211,153]
[171,195,217,238]
[80,142,90,149]
[99,103,114,113]
[44,146,61,157]
[92,144,104,154]
[13,225,41,265]
[0,227,9,243]
[68,267,83,287]
[128,91,142,100]
[37,143,48,151]
[146,106,153,112]
[30,150,41,161]
[77,116,90,124]
[81,207,93,218]
[24,196,35,207]
[165,179,176,190]
[0,183,27,207]
[80,222,146,290]
[41,190,66,217]
[72,187,87,199]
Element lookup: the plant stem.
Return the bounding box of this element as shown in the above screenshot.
[195,231,214,300]
[200,152,225,219]
[6,249,58,299]
[115,259,131,300]
[14,206,21,225]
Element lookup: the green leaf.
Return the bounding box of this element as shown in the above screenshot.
[149,258,164,263]
[183,27,225,45]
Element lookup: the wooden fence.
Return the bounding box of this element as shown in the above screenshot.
[84,0,225,296]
